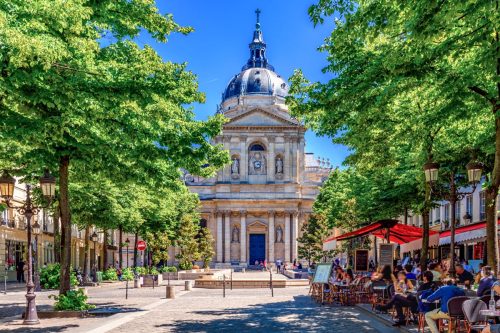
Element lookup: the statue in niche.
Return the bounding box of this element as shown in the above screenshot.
[276,157,283,174]
[232,226,239,243]
[276,226,283,243]
[249,152,266,175]
[231,158,239,174]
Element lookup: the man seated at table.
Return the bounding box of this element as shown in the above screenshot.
[477,265,496,297]
[482,281,500,333]
[405,264,417,280]
[424,278,466,333]
[455,264,474,285]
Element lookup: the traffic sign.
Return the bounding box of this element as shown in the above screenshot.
[137,240,147,251]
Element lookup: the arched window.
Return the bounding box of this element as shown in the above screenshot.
[199,219,207,229]
[249,143,265,151]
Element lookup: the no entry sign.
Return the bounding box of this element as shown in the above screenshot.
[137,240,147,251]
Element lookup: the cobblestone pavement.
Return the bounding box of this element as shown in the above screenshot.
[106,286,398,333]
[0,284,399,333]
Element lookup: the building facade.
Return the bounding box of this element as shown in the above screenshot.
[186,15,330,267]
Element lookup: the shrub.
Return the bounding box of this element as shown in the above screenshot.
[102,267,118,281]
[50,289,95,311]
[159,266,177,273]
[178,262,193,270]
[40,264,78,289]
[149,266,159,275]
[121,267,134,281]
[134,266,147,275]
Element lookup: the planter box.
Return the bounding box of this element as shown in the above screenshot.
[22,310,86,319]
[142,274,162,287]
[161,272,178,280]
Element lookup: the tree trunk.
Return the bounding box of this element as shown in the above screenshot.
[420,182,431,270]
[83,225,90,281]
[485,187,499,272]
[58,155,71,295]
[133,231,139,267]
[53,203,61,263]
[118,226,123,269]
[103,229,108,270]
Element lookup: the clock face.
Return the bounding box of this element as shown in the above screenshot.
[254,161,261,169]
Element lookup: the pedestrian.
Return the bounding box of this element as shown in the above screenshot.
[276,259,282,273]
[16,260,24,283]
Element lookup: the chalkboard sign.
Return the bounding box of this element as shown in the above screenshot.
[312,263,333,284]
[354,249,369,272]
[379,244,394,268]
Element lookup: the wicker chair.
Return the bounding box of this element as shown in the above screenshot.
[446,296,470,333]
[462,298,487,333]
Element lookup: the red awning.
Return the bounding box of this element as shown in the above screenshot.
[331,219,438,245]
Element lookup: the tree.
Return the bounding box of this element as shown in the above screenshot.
[175,216,200,270]
[198,227,215,269]
[289,1,496,269]
[0,1,229,294]
[297,214,331,264]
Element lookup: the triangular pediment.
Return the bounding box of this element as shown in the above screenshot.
[225,108,299,127]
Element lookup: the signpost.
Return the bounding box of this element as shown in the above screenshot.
[354,249,369,272]
[312,263,332,305]
[137,240,147,251]
[379,244,394,269]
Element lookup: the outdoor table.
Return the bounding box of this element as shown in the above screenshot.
[373,285,389,299]
[479,309,500,319]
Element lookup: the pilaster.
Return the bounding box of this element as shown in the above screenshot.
[291,211,299,262]
[284,211,291,262]
[268,210,275,262]
[224,211,231,263]
[216,211,223,262]
[240,210,247,263]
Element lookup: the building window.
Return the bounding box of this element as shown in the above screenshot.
[435,207,441,224]
[444,203,450,225]
[455,201,461,224]
[249,143,265,151]
[480,191,486,220]
[465,195,473,223]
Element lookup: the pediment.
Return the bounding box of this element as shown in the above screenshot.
[226,109,299,127]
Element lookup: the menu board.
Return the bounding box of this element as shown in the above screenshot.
[312,263,333,284]
[354,249,369,272]
[379,244,394,268]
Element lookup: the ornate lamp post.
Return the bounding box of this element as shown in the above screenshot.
[0,170,56,325]
[32,220,41,292]
[124,238,130,268]
[423,161,483,276]
[90,231,98,282]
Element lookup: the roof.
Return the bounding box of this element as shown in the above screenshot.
[329,219,438,245]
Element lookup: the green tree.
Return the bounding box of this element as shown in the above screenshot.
[0,1,229,294]
[297,214,331,264]
[198,227,215,269]
[175,216,200,270]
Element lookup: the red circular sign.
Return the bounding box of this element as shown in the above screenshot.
[137,240,147,251]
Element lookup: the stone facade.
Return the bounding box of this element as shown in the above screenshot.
[186,16,331,266]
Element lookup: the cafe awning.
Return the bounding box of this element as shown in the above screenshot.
[400,233,439,253]
[331,219,438,245]
[438,220,500,246]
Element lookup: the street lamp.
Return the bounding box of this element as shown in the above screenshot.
[124,238,130,268]
[424,160,483,276]
[0,170,56,325]
[90,231,98,282]
[32,220,41,292]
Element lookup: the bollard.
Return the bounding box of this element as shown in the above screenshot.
[4,275,6,294]
[134,277,140,288]
[270,271,273,297]
[166,285,175,299]
[126,280,129,299]
[230,269,233,290]
[184,280,192,291]
[223,275,226,298]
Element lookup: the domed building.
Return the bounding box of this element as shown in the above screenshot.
[186,11,331,267]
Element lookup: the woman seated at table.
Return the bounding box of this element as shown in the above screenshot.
[375,271,415,326]
[477,265,496,297]
[371,266,383,281]
[343,268,354,284]
[373,265,397,284]
[334,266,345,282]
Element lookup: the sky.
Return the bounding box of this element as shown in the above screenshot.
[137,0,350,167]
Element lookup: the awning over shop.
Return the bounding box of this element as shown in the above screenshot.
[330,219,437,245]
[400,233,439,254]
[438,220,500,246]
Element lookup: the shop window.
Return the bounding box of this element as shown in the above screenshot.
[480,191,486,220]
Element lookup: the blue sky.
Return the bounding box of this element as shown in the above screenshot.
[138,1,350,167]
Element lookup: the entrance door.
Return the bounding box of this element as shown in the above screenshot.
[249,234,265,265]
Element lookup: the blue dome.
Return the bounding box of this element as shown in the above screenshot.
[223,68,288,102]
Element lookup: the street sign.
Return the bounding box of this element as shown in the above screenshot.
[137,240,147,251]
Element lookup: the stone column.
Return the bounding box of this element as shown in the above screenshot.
[284,136,291,182]
[240,135,247,182]
[284,212,291,262]
[292,137,299,183]
[268,136,275,183]
[268,210,275,263]
[224,211,231,263]
[291,211,299,262]
[240,210,247,264]
[299,137,305,182]
[216,211,223,262]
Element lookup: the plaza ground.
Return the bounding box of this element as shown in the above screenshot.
[0,273,399,333]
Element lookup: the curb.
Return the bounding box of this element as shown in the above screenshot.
[354,304,412,333]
